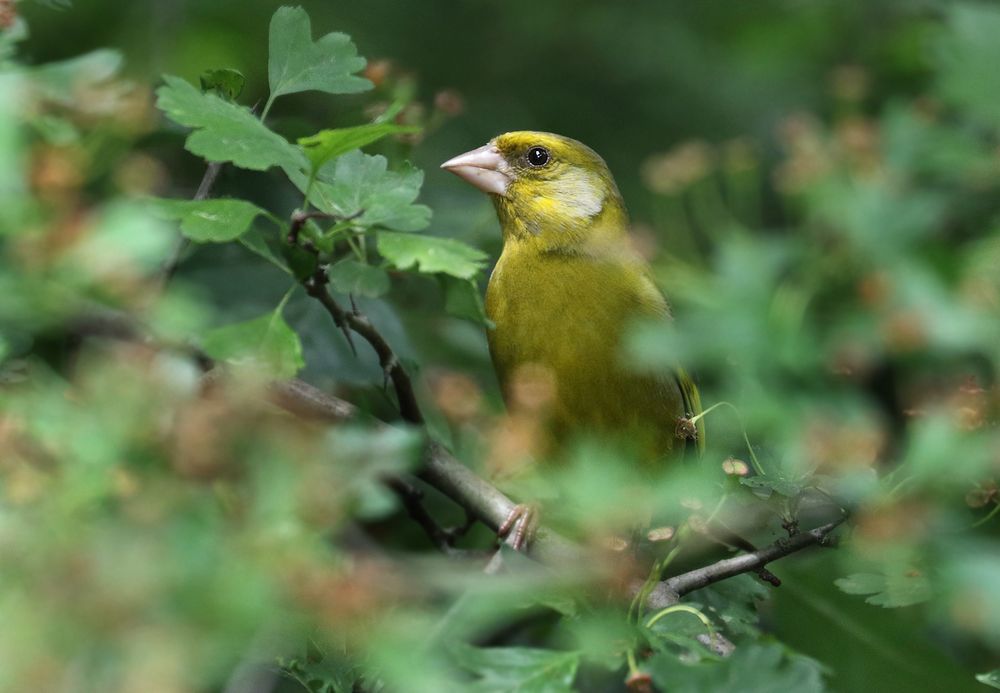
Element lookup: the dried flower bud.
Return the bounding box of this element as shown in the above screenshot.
[646,526,675,542]
[721,457,750,476]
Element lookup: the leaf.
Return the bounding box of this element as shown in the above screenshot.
[441,275,492,326]
[977,670,1000,689]
[156,75,306,172]
[834,571,932,608]
[240,226,290,274]
[153,198,267,242]
[202,304,304,378]
[31,49,122,104]
[935,4,1000,126]
[648,643,826,693]
[739,475,802,498]
[291,151,431,231]
[327,259,390,298]
[199,68,246,101]
[298,123,420,170]
[451,644,580,693]
[378,231,486,280]
[267,6,371,100]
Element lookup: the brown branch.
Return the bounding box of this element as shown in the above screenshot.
[643,518,846,610]
[161,161,225,282]
[303,270,423,425]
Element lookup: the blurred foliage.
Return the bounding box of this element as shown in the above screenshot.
[2,1,1000,691]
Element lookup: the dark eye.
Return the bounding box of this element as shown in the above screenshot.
[526,146,550,167]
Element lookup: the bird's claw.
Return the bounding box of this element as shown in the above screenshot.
[497,503,539,552]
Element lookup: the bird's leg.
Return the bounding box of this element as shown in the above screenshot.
[497,503,539,551]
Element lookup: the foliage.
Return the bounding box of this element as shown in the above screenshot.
[2,2,1000,692]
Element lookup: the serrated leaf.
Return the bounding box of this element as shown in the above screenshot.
[378,231,486,279]
[202,305,304,378]
[199,68,246,101]
[153,198,266,242]
[157,75,306,172]
[240,226,290,274]
[452,644,580,693]
[740,475,802,498]
[834,571,931,608]
[327,259,390,298]
[648,644,826,693]
[298,122,420,170]
[268,6,371,100]
[290,150,430,231]
[440,275,492,326]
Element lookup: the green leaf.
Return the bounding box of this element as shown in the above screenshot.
[298,123,420,170]
[441,275,492,326]
[32,49,122,104]
[378,231,486,280]
[240,226,290,274]
[648,644,826,693]
[153,198,267,242]
[281,243,320,282]
[156,75,306,172]
[451,644,580,693]
[936,4,1000,126]
[199,68,246,101]
[267,6,371,101]
[977,670,1000,689]
[740,475,802,498]
[291,151,431,231]
[327,259,390,298]
[834,571,932,608]
[202,304,304,378]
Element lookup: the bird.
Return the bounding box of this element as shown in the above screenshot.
[441,131,703,549]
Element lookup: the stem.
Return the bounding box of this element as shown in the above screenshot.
[689,400,764,476]
[971,501,1000,529]
[646,604,718,650]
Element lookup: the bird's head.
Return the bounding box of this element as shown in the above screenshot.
[441,131,627,245]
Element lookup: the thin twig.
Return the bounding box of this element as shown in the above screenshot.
[160,162,224,281]
[643,518,847,610]
[385,477,476,555]
[303,269,423,425]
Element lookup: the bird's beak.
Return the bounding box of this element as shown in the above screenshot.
[440,143,512,196]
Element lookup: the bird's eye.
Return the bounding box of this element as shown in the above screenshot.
[526,146,550,167]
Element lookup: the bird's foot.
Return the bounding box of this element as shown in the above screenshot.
[497,503,539,552]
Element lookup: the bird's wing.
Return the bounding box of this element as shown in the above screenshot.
[675,367,705,457]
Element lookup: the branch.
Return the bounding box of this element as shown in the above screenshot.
[643,518,846,610]
[303,269,423,425]
[265,378,582,565]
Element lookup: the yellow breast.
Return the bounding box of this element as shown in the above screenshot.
[485,239,686,459]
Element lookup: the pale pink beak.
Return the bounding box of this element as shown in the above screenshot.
[440,143,512,196]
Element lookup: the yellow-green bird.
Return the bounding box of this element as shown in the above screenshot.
[442,132,703,547]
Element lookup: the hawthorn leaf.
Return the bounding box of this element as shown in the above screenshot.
[451,644,580,693]
[199,68,246,100]
[298,122,419,170]
[441,275,492,326]
[377,231,486,279]
[327,259,390,298]
[156,75,306,172]
[202,305,304,378]
[153,198,266,242]
[834,571,932,608]
[268,6,371,100]
[294,150,431,231]
[648,643,826,693]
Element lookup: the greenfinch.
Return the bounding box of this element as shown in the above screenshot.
[442,131,703,547]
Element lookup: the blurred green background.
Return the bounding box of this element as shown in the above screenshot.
[5,1,1000,691]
